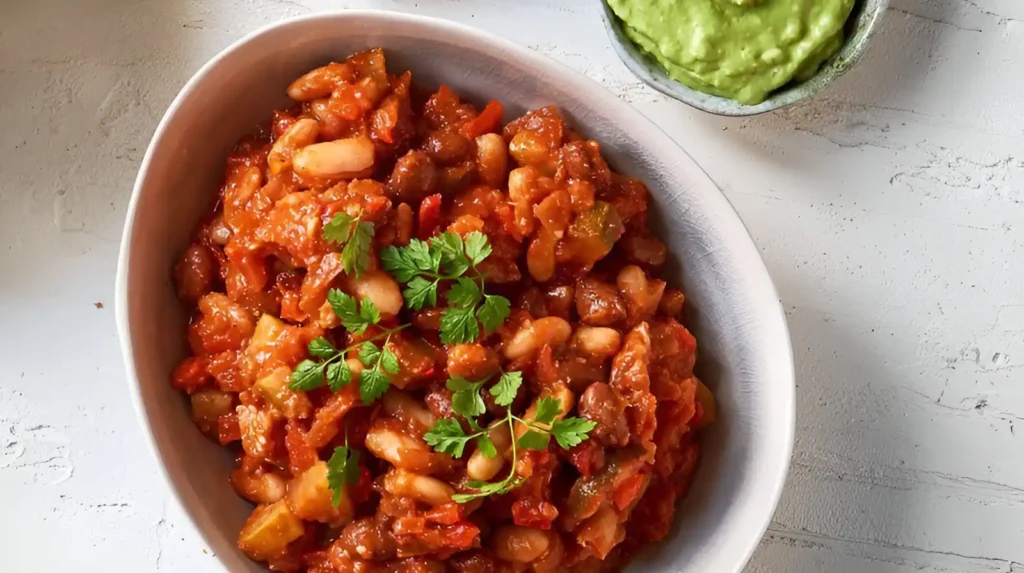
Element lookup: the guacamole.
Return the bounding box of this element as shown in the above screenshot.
[607,0,855,104]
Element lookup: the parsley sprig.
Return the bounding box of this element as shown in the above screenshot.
[423,371,596,502]
[323,211,375,277]
[290,289,405,403]
[326,433,361,507]
[381,231,510,344]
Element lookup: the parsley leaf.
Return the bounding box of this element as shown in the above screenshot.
[440,306,479,345]
[342,220,375,277]
[489,371,522,407]
[326,445,361,507]
[325,361,351,392]
[404,239,437,271]
[431,232,471,276]
[327,289,380,334]
[452,476,523,503]
[380,347,400,375]
[463,231,491,266]
[290,322,408,405]
[446,278,482,308]
[323,213,375,278]
[445,376,477,391]
[290,360,323,391]
[424,371,596,503]
[518,429,551,450]
[550,417,598,449]
[534,397,563,426]
[381,238,438,283]
[358,368,390,404]
[359,298,381,326]
[346,333,407,404]
[475,435,498,458]
[447,377,486,419]
[322,212,355,244]
[423,418,473,458]
[403,276,439,311]
[383,230,508,345]
[477,295,511,334]
[327,289,359,326]
[308,337,338,359]
[358,342,381,367]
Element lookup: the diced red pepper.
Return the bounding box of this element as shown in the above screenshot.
[566,440,605,477]
[217,413,241,445]
[512,499,559,530]
[442,522,481,549]
[425,503,464,526]
[170,356,211,393]
[535,345,560,390]
[417,194,443,239]
[461,100,504,139]
[285,421,317,475]
[393,516,427,536]
[613,473,646,511]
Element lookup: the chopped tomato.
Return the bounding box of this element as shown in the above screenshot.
[613,473,646,511]
[461,100,504,139]
[217,413,242,444]
[285,421,317,475]
[512,499,559,530]
[171,356,211,393]
[424,503,463,526]
[417,193,443,239]
[566,440,605,477]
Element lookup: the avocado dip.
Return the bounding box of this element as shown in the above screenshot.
[606,0,855,105]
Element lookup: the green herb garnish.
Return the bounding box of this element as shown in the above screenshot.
[289,288,407,403]
[381,231,511,344]
[323,211,375,277]
[326,436,361,507]
[423,371,596,502]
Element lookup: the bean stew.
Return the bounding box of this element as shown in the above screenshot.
[171,48,716,573]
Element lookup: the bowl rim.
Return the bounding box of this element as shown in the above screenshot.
[115,9,795,572]
[600,0,890,116]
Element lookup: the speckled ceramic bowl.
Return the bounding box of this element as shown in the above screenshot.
[601,0,889,115]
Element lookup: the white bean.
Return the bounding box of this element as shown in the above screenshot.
[617,265,666,320]
[475,133,508,188]
[230,468,286,504]
[514,385,574,441]
[504,316,572,360]
[382,468,454,506]
[365,424,435,473]
[491,525,551,563]
[507,166,538,202]
[346,269,403,318]
[210,217,231,245]
[571,326,622,358]
[293,137,375,178]
[577,505,624,559]
[466,424,511,481]
[268,118,319,175]
[382,390,436,431]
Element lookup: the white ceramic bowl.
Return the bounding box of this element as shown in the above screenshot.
[115,11,794,573]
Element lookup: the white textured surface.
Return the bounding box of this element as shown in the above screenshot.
[1,0,1021,571]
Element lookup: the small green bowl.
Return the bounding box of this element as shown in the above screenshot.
[601,0,889,116]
